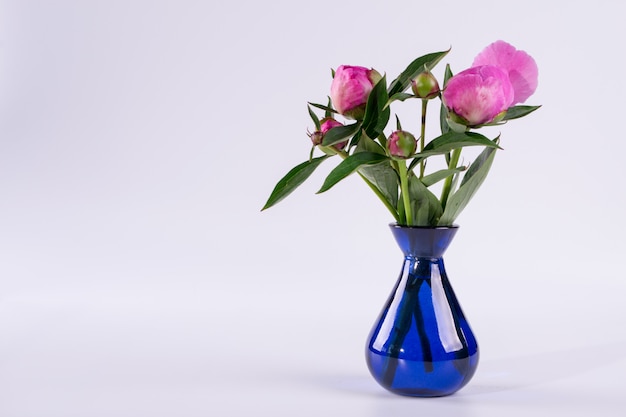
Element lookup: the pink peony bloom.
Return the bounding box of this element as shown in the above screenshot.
[330,65,382,120]
[472,40,538,104]
[387,130,417,159]
[443,65,514,126]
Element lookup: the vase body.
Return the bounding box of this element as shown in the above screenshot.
[366,224,478,397]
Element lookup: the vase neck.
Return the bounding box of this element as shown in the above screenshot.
[389,224,458,258]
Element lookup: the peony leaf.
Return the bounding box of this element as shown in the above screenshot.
[388,49,450,96]
[356,135,399,208]
[362,76,390,140]
[421,167,467,187]
[422,131,501,154]
[398,176,442,226]
[502,105,541,121]
[262,156,330,210]
[439,64,454,135]
[308,101,337,114]
[317,152,389,194]
[321,122,360,147]
[307,105,321,131]
[387,92,414,106]
[438,142,498,225]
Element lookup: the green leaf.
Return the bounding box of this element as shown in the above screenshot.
[387,92,414,106]
[422,131,501,155]
[442,63,454,87]
[356,134,398,208]
[421,167,467,187]
[307,105,321,131]
[502,105,541,121]
[308,101,336,114]
[317,152,389,194]
[399,176,442,226]
[361,76,391,140]
[262,156,329,210]
[321,122,360,146]
[438,143,498,225]
[388,49,450,96]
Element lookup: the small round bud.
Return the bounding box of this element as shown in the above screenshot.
[411,72,440,100]
[387,130,417,159]
[308,130,324,146]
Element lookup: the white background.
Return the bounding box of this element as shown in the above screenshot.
[1,0,625,416]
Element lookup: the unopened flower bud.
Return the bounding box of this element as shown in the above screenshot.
[330,65,382,120]
[387,130,417,159]
[308,130,324,146]
[411,71,440,99]
[320,118,347,150]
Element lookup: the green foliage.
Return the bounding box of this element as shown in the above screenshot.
[263,48,540,226]
[317,152,389,194]
[262,156,329,211]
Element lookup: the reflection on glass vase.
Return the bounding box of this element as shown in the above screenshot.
[366,224,479,397]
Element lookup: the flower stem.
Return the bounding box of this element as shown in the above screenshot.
[440,148,461,210]
[338,151,400,222]
[419,99,428,179]
[397,160,412,226]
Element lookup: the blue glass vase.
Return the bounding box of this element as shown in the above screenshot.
[366,224,479,397]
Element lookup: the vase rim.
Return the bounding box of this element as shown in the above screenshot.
[389,223,459,230]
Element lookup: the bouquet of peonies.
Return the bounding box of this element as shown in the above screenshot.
[263,41,539,226]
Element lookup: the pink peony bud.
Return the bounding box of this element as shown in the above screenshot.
[320,117,347,150]
[387,130,417,159]
[472,40,538,105]
[411,71,440,100]
[442,65,514,127]
[330,65,382,120]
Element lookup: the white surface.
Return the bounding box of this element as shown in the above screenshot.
[1,0,625,416]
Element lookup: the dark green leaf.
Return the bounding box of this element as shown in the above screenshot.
[307,105,320,131]
[400,176,443,226]
[362,76,391,140]
[317,152,389,193]
[422,131,501,154]
[321,122,360,146]
[356,135,398,208]
[438,144,498,225]
[262,156,329,210]
[442,63,454,87]
[395,114,402,130]
[308,101,336,114]
[421,167,467,187]
[502,105,541,121]
[387,92,414,105]
[388,49,450,96]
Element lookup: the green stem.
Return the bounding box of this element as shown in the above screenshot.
[419,99,428,179]
[397,160,412,226]
[337,151,400,222]
[440,148,461,210]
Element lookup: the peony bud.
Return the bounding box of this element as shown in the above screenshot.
[411,71,440,99]
[330,65,382,120]
[472,40,538,104]
[308,130,324,146]
[442,65,514,127]
[320,117,347,149]
[387,130,417,159]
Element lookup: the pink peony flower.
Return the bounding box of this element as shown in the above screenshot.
[442,65,514,126]
[472,40,538,104]
[330,65,382,120]
[387,130,417,159]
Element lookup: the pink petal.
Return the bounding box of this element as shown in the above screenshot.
[473,40,538,104]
